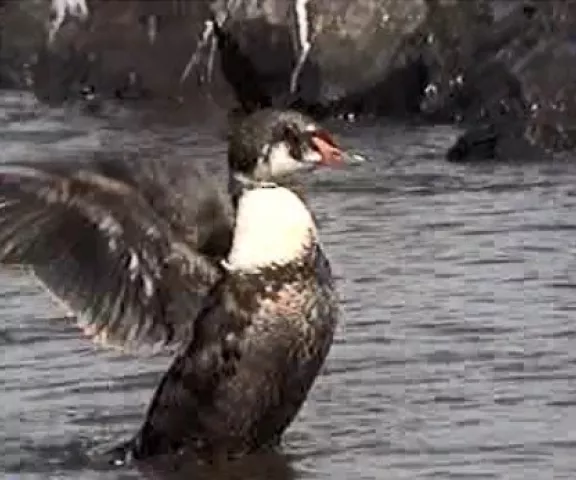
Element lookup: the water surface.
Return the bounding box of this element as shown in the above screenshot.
[1,91,576,480]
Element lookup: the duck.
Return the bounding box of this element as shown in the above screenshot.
[0,108,344,462]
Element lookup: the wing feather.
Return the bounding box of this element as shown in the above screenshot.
[0,163,224,354]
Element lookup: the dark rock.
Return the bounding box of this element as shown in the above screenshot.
[0,0,490,117]
[0,0,49,89]
[210,16,273,114]
[1,0,435,115]
[423,1,576,161]
[4,0,576,160]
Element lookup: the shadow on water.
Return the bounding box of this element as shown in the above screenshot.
[16,445,298,480]
[135,451,296,480]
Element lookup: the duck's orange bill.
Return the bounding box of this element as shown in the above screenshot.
[310,130,343,166]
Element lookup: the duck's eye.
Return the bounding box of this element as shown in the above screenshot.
[281,125,303,161]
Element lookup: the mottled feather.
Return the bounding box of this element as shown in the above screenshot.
[0,161,227,353]
[124,187,339,459]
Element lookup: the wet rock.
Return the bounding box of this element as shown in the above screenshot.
[3,0,576,160]
[1,0,435,114]
[210,16,273,114]
[425,1,576,161]
[33,0,226,106]
[210,0,485,119]
[0,0,491,117]
[0,0,49,89]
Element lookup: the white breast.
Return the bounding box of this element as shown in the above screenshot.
[227,186,317,272]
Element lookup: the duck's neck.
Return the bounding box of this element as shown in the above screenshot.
[228,171,308,211]
[228,172,271,212]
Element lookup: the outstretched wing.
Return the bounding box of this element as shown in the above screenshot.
[0,162,225,354]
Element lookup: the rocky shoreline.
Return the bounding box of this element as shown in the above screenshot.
[1,0,574,161]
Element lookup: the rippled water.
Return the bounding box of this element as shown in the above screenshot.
[1,91,576,479]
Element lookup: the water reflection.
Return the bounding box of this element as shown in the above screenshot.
[134,451,296,480]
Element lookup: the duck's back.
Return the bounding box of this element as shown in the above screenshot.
[91,152,235,258]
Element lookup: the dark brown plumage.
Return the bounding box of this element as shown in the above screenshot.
[0,108,343,463]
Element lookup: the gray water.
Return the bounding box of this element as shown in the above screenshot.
[1,91,576,480]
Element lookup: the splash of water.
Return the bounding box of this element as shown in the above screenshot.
[290,0,312,95]
[179,0,242,85]
[146,15,158,45]
[179,20,216,84]
[48,0,89,44]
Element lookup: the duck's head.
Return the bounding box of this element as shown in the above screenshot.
[228,109,343,183]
